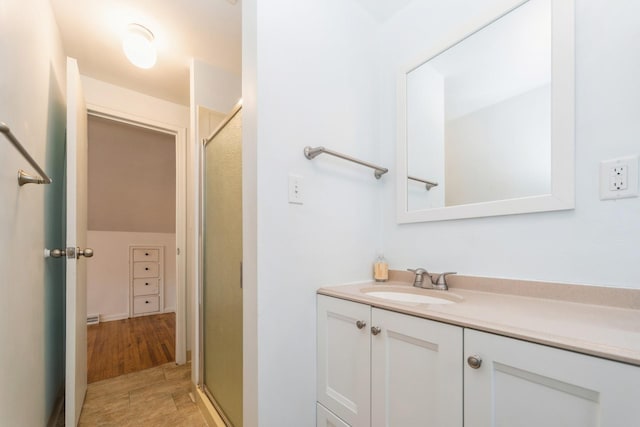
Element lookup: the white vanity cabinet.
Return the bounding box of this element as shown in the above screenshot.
[317,402,350,427]
[464,329,640,427]
[317,296,371,426]
[317,295,463,427]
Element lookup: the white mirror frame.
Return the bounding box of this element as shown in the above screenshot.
[397,0,574,223]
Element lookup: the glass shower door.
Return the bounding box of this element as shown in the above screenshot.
[202,105,242,426]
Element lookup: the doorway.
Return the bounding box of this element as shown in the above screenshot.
[85,109,187,381]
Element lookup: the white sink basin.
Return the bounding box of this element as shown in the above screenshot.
[362,287,462,305]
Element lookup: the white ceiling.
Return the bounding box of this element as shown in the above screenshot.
[50,0,242,106]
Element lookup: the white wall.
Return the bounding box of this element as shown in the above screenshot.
[380,0,640,288]
[191,60,242,113]
[0,0,66,424]
[81,76,190,127]
[86,231,177,320]
[245,0,381,424]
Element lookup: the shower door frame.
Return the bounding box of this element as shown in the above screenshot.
[198,101,243,427]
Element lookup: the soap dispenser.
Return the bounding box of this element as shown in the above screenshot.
[373,254,389,282]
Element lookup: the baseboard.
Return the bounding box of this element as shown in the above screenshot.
[99,312,130,322]
[90,310,175,323]
[193,384,226,427]
[46,385,64,427]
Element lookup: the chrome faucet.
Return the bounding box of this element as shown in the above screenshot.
[408,268,429,288]
[408,269,456,291]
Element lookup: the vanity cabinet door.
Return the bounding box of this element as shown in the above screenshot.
[370,308,463,427]
[317,402,351,427]
[317,295,371,426]
[464,329,640,427]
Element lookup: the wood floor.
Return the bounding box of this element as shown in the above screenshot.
[87,313,176,383]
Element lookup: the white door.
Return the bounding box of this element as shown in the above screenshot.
[65,57,89,427]
[464,329,640,426]
[317,295,371,426]
[370,308,463,427]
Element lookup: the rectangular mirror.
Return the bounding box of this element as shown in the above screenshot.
[397,0,574,223]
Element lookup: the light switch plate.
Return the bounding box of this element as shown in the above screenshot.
[288,173,304,204]
[599,155,639,200]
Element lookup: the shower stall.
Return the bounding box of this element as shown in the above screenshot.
[200,103,243,427]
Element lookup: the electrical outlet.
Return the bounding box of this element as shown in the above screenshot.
[288,174,304,204]
[609,165,628,191]
[600,155,638,200]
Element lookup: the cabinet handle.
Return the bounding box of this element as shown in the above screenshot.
[467,355,482,369]
[145,282,149,286]
[145,267,149,271]
[145,301,149,304]
[356,320,366,329]
[145,252,149,256]
[371,326,381,335]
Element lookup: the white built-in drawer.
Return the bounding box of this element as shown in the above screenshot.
[133,278,160,296]
[133,295,160,314]
[133,262,159,278]
[133,248,160,262]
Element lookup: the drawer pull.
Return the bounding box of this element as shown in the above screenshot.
[145,267,149,271]
[467,355,483,369]
[145,252,149,256]
[145,300,150,304]
[356,320,366,329]
[145,282,149,286]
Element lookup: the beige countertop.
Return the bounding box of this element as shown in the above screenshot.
[317,272,640,367]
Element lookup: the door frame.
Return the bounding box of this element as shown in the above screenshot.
[87,104,188,365]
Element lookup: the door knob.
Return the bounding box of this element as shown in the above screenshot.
[45,248,66,258]
[78,248,94,258]
[46,247,93,259]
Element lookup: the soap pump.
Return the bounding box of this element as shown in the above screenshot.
[373,254,389,282]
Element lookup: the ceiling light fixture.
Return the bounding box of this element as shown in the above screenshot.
[122,23,157,69]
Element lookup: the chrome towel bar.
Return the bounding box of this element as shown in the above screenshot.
[0,122,52,185]
[304,146,388,179]
[408,175,438,191]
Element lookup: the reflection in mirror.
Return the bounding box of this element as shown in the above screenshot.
[408,0,550,210]
[398,0,574,222]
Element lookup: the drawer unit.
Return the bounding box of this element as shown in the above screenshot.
[133,278,160,296]
[133,248,159,262]
[130,245,164,317]
[133,261,159,278]
[133,295,160,314]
